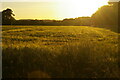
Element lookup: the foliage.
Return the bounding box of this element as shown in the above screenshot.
[91,2,119,32]
[1,2,119,33]
[13,17,91,26]
[2,8,15,25]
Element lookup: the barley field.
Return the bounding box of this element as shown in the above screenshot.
[2,26,119,78]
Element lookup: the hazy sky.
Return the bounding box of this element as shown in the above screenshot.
[0,0,120,2]
[0,0,112,20]
[109,0,120,2]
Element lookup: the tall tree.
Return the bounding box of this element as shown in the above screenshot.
[91,2,118,32]
[2,8,15,25]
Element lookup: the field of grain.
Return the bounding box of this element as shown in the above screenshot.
[2,26,119,78]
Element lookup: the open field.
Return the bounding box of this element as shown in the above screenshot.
[2,26,119,78]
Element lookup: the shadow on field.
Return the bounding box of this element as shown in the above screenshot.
[2,43,119,78]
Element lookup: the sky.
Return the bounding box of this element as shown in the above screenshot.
[0,0,120,2]
[1,0,117,20]
[109,0,120,2]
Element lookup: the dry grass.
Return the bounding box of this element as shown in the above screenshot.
[2,26,119,78]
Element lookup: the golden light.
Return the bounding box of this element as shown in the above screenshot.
[56,0,109,19]
[1,0,109,20]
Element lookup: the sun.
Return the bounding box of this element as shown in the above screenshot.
[57,0,109,19]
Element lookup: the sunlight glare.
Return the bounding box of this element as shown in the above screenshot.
[57,0,109,19]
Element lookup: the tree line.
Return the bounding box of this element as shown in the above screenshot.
[12,17,91,26]
[91,2,119,32]
[0,2,119,32]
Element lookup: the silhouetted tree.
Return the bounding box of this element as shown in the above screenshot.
[2,8,15,25]
[91,2,118,32]
[0,12,2,25]
[118,2,120,67]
